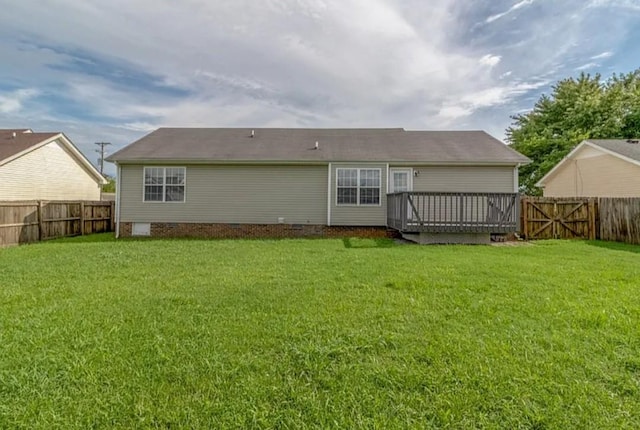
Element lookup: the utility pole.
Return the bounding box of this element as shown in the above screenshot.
[94,142,112,176]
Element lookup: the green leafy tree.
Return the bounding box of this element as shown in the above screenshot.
[507,70,640,195]
[102,176,116,193]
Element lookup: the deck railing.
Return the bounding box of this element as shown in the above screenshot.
[387,192,520,233]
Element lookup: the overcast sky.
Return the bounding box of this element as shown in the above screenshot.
[1,0,639,175]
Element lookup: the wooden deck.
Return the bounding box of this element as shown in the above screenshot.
[387,192,520,233]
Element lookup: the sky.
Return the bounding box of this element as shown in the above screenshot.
[1,0,639,175]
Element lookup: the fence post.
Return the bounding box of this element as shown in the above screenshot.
[521,197,528,239]
[110,201,115,233]
[588,199,596,240]
[80,201,85,236]
[594,198,600,240]
[37,201,43,241]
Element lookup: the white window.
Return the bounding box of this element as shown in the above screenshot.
[144,167,186,202]
[336,168,381,205]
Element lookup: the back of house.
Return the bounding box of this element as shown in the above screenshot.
[107,128,529,242]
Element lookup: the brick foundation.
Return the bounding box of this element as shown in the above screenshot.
[119,222,397,239]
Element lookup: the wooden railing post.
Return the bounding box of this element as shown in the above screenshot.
[401,192,407,231]
[459,193,464,230]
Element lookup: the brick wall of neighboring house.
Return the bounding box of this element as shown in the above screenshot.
[118,222,398,239]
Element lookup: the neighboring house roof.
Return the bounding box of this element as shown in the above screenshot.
[0,131,59,161]
[0,129,107,184]
[585,139,640,163]
[537,138,640,187]
[106,128,530,165]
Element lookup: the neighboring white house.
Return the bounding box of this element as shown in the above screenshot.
[0,129,106,200]
[537,139,640,197]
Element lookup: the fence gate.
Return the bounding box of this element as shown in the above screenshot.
[521,197,597,240]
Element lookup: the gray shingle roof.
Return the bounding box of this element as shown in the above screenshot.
[586,139,640,163]
[106,128,530,165]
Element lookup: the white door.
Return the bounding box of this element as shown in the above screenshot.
[389,168,413,221]
[389,168,413,193]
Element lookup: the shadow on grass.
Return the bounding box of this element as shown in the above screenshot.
[44,234,401,248]
[585,240,640,254]
[47,232,117,244]
[342,237,396,249]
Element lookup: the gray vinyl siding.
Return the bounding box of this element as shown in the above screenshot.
[120,164,327,224]
[409,165,515,193]
[330,163,388,226]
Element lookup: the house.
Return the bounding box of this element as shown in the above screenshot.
[0,129,106,200]
[537,139,640,197]
[106,128,529,243]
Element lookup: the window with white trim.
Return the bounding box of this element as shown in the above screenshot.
[336,168,381,205]
[144,167,186,202]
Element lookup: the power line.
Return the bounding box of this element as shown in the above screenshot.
[94,142,112,176]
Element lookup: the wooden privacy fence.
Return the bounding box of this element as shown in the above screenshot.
[598,198,640,245]
[521,196,640,245]
[521,197,597,240]
[0,200,114,247]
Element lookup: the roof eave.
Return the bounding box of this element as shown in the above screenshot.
[108,158,528,166]
[1,133,107,184]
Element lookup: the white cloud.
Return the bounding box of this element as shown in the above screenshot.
[438,80,549,120]
[0,0,637,152]
[480,54,502,67]
[0,88,39,114]
[589,0,640,11]
[590,51,613,60]
[575,62,598,70]
[119,122,157,132]
[486,0,536,23]
[437,105,474,120]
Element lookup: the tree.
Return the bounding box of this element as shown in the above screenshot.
[507,70,640,195]
[102,176,116,193]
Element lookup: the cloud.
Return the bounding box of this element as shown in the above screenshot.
[0,88,39,114]
[575,62,598,70]
[590,51,613,60]
[438,80,549,120]
[589,0,640,11]
[0,0,638,156]
[479,54,502,67]
[117,122,156,132]
[486,0,536,23]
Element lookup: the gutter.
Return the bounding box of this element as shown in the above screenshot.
[115,162,121,238]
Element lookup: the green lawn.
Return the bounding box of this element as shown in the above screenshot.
[1,235,639,428]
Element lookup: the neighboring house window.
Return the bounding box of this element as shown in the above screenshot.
[144,167,186,202]
[336,168,381,205]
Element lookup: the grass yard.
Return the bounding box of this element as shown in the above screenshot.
[1,235,639,428]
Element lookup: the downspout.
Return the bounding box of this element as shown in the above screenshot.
[327,163,332,226]
[513,164,519,193]
[115,162,121,238]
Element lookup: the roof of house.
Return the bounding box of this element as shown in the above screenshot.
[585,139,640,162]
[0,129,106,184]
[536,138,640,187]
[0,130,59,162]
[106,128,530,165]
